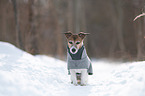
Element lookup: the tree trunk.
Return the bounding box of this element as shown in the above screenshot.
[137,19,143,60]
[25,0,38,54]
[67,0,74,32]
[12,0,24,50]
[109,0,125,58]
[49,0,64,59]
[117,0,125,53]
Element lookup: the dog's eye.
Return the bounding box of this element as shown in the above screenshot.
[76,42,80,44]
[69,41,73,44]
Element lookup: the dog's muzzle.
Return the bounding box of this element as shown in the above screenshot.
[70,46,78,54]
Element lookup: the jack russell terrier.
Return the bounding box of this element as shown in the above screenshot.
[64,31,93,86]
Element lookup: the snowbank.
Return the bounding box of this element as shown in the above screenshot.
[0,41,145,96]
[0,42,68,96]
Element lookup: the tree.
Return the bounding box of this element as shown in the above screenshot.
[109,0,125,59]
[133,0,145,60]
[11,0,24,50]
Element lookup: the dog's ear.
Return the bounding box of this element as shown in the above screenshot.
[64,31,72,38]
[78,32,90,39]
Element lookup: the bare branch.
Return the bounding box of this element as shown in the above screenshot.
[133,13,145,21]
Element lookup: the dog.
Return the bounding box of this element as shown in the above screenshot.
[64,31,93,86]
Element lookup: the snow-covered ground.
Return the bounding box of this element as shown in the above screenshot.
[0,41,145,96]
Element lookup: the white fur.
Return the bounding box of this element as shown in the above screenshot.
[70,46,78,54]
[70,69,88,86]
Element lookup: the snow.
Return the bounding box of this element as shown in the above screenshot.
[0,41,145,96]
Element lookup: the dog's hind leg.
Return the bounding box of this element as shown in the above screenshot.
[81,69,88,86]
[76,73,81,85]
[70,69,77,86]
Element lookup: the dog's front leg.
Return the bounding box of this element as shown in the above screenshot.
[81,69,88,86]
[70,69,77,86]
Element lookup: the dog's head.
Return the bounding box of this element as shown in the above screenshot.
[64,31,89,54]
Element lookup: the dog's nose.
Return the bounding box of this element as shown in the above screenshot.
[72,48,76,53]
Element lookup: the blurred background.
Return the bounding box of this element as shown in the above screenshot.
[0,0,145,61]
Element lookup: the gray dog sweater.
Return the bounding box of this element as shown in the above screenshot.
[67,46,93,75]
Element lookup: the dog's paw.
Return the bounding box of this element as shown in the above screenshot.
[71,82,78,86]
[74,83,78,86]
[80,84,87,86]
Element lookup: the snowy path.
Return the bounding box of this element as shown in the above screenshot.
[0,41,145,96]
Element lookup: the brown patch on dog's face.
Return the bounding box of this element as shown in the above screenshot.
[67,34,83,49]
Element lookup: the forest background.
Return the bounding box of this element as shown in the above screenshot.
[0,0,145,61]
